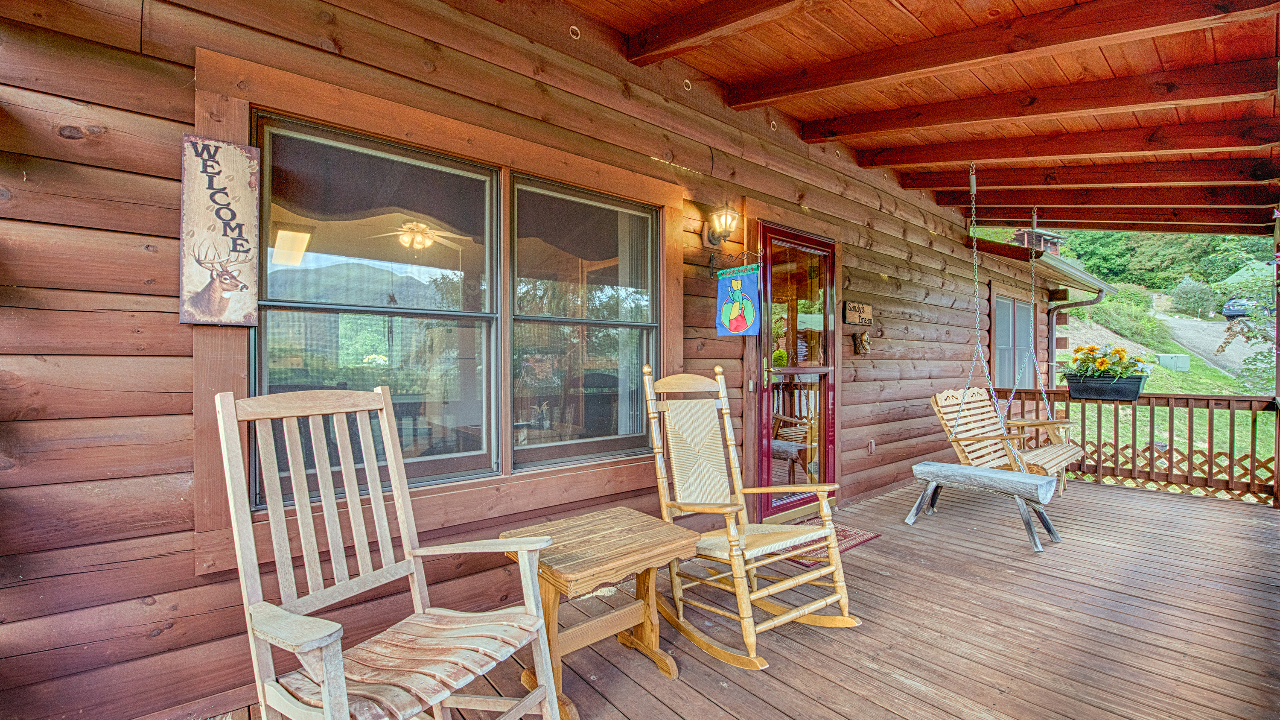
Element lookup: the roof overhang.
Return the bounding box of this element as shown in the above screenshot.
[965,238,1114,294]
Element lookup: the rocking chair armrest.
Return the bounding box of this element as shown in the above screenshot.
[741,483,838,494]
[948,434,1025,443]
[1006,419,1072,428]
[666,501,745,516]
[412,537,553,557]
[248,601,343,654]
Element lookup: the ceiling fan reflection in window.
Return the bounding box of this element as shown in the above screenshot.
[368,220,470,252]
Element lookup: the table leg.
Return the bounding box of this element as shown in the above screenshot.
[617,567,679,679]
[521,578,579,720]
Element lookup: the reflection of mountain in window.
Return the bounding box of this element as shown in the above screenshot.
[264,128,491,313]
[256,117,496,490]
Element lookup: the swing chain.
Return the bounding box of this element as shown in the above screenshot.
[1028,207,1056,422]
[955,163,1026,473]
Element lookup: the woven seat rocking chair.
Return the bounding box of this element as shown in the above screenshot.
[642,365,859,671]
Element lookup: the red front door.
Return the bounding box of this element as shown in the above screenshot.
[757,223,837,519]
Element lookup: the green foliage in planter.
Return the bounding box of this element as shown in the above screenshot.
[1060,343,1152,380]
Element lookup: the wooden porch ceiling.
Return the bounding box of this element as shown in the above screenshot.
[570,0,1280,236]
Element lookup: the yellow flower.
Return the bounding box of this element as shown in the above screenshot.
[1085,345,1100,353]
[1095,357,1111,371]
[1073,345,1085,353]
[1114,348,1127,360]
[1133,356,1144,363]
[1071,355,1080,363]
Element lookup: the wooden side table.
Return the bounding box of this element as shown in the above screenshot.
[501,505,700,720]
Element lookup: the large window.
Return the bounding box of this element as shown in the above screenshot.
[993,295,1035,389]
[257,118,496,493]
[254,117,658,494]
[512,177,657,467]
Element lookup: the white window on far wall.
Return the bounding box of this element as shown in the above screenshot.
[993,295,1035,390]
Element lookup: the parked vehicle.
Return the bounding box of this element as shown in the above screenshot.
[1222,298,1258,319]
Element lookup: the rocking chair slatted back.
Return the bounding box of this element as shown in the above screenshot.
[646,371,748,526]
[931,388,1019,469]
[216,387,430,621]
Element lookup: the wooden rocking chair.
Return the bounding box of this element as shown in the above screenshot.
[215,387,560,720]
[642,365,859,671]
[931,387,1083,496]
[771,414,817,484]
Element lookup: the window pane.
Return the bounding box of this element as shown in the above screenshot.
[263,126,493,313]
[994,296,1013,387]
[514,179,653,322]
[513,322,650,452]
[769,241,828,368]
[1015,300,1034,389]
[262,309,491,473]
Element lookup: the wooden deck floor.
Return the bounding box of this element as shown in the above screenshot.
[461,480,1280,720]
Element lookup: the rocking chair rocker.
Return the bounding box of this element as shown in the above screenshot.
[642,365,859,671]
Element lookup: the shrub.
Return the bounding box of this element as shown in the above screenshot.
[1169,277,1222,318]
[1107,283,1153,310]
[1237,349,1276,396]
[1088,301,1175,350]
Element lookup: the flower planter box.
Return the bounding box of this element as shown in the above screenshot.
[1063,373,1148,401]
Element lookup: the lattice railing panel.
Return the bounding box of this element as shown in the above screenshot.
[1003,390,1277,507]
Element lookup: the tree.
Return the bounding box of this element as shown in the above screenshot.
[1058,231,1133,282]
[1196,241,1253,284]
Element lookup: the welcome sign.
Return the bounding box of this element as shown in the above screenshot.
[179,134,261,326]
[716,264,761,337]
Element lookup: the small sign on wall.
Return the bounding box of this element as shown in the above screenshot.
[716,264,761,336]
[179,134,261,326]
[843,301,873,327]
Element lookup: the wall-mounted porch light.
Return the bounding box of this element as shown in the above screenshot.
[703,203,741,246]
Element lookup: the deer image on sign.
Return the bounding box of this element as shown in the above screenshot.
[179,134,260,326]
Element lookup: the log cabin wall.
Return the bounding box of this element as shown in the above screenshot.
[0,2,1057,718]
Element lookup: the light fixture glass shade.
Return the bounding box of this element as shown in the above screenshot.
[710,206,738,235]
[396,222,435,250]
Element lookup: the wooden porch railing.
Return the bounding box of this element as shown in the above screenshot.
[1005,389,1278,506]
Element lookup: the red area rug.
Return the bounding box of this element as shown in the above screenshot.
[786,518,879,568]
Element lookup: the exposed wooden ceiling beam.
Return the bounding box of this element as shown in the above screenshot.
[727,0,1280,110]
[965,206,1273,225]
[975,220,1273,235]
[935,186,1280,208]
[626,0,805,66]
[858,119,1280,168]
[801,58,1278,142]
[900,159,1280,189]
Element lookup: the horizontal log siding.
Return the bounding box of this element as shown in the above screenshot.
[0,3,1054,719]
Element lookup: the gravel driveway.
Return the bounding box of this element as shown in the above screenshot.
[1154,313,1255,374]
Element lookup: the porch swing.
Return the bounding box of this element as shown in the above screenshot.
[909,164,1084,551]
